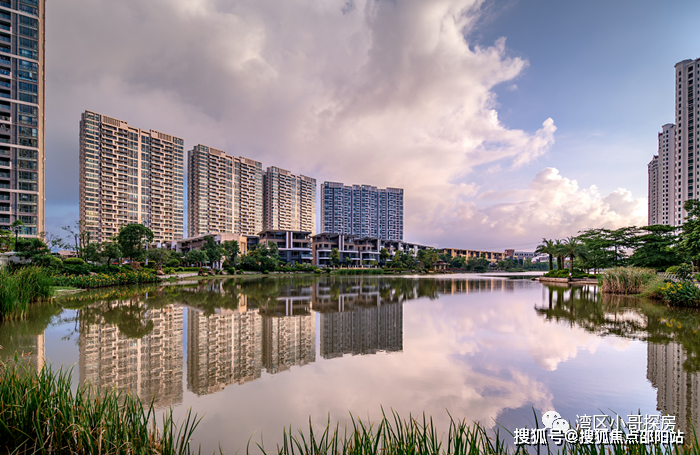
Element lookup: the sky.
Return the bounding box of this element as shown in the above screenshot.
[43,0,700,251]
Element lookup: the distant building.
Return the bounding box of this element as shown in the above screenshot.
[441,248,506,264]
[263,167,316,234]
[187,144,263,237]
[187,145,233,237]
[174,232,251,256]
[321,182,404,241]
[79,111,185,243]
[311,233,430,267]
[647,58,700,226]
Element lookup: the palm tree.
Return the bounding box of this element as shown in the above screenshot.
[561,236,588,271]
[535,238,555,271]
[554,239,567,270]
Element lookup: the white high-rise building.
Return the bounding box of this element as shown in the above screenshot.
[79,111,185,243]
[263,166,316,234]
[648,58,700,226]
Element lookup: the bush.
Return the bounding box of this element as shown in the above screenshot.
[166,259,180,267]
[600,267,660,295]
[62,263,94,276]
[52,270,161,289]
[657,281,700,307]
[32,254,63,269]
[314,269,322,274]
[63,257,85,265]
[226,268,236,275]
[667,263,693,280]
[543,269,570,278]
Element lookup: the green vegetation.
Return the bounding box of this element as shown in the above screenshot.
[0,266,53,319]
[333,268,386,275]
[0,360,201,455]
[52,269,161,288]
[599,267,661,295]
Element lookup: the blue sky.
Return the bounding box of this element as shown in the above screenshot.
[44,0,700,250]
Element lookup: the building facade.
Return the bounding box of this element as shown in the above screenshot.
[0,0,45,237]
[321,182,404,241]
[234,156,263,236]
[258,229,313,264]
[648,154,660,225]
[263,166,316,234]
[187,145,233,237]
[79,111,184,243]
[648,58,700,226]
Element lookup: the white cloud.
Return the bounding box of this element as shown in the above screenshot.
[45,0,565,241]
[417,167,647,248]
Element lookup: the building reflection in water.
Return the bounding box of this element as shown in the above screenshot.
[534,283,700,433]
[647,342,700,435]
[78,299,184,409]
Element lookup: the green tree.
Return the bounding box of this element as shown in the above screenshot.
[379,248,390,266]
[203,236,224,269]
[16,237,50,261]
[184,249,208,267]
[61,220,92,259]
[417,248,440,270]
[561,236,588,271]
[629,225,681,270]
[101,242,122,265]
[117,224,154,263]
[0,228,12,252]
[535,238,556,271]
[82,242,103,264]
[679,200,700,271]
[147,247,171,269]
[329,248,340,268]
[222,240,240,266]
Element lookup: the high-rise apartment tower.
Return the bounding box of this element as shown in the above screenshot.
[0,0,45,237]
[79,111,184,243]
[187,145,233,237]
[263,166,316,234]
[648,59,700,226]
[321,182,403,240]
[186,144,263,237]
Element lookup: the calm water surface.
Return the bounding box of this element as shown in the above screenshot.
[1,274,699,453]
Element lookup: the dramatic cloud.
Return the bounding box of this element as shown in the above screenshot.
[45,0,642,246]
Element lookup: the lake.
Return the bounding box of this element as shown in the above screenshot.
[1,274,698,453]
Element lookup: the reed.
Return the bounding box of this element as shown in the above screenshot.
[0,359,201,455]
[600,267,662,295]
[0,266,53,319]
[251,410,700,455]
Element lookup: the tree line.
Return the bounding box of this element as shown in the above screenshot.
[535,200,700,272]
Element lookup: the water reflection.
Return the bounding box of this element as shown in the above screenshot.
[2,276,699,442]
[536,283,700,434]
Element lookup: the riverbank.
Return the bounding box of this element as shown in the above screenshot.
[2,361,697,455]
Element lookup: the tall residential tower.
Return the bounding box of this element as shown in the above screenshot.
[79,111,184,243]
[187,144,263,237]
[648,59,700,226]
[321,182,403,240]
[263,166,316,234]
[0,0,45,237]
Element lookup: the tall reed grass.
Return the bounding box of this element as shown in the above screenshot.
[251,411,699,455]
[600,267,662,295]
[0,266,53,319]
[0,359,202,455]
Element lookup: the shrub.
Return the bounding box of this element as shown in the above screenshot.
[314,269,322,274]
[600,267,660,295]
[52,270,161,289]
[63,257,85,265]
[226,268,237,275]
[166,259,180,267]
[543,269,570,278]
[658,281,700,307]
[32,254,63,270]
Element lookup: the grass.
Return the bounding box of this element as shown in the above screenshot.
[253,411,700,455]
[0,266,53,320]
[600,267,662,295]
[0,358,202,455]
